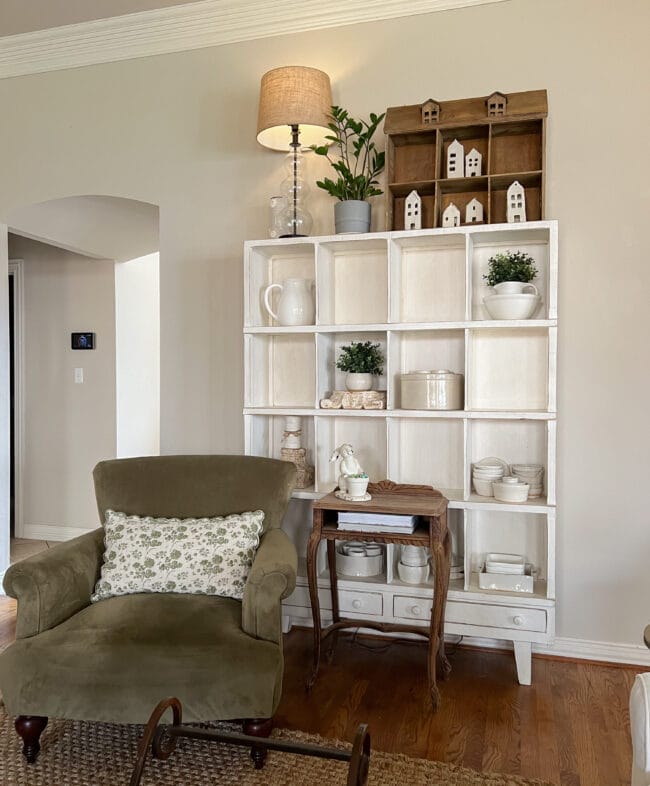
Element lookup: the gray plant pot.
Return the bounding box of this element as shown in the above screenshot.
[334,200,371,234]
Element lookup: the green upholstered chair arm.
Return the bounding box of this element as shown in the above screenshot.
[3,529,104,639]
[242,528,297,644]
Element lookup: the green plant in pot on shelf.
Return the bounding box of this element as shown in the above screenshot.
[311,105,386,235]
[336,341,384,391]
[483,250,541,320]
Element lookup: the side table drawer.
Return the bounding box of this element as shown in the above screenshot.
[393,595,547,633]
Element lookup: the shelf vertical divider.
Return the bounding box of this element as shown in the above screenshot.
[546,508,556,599]
[546,420,557,506]
[388,238,400,323]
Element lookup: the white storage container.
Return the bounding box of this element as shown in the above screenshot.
[400,370,464,410]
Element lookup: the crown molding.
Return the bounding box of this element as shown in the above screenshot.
[0,0,509,80]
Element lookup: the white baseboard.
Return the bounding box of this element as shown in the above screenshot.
[22,524,96,542]
[284,612,650,669]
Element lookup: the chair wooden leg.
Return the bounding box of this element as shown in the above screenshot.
[15,715,48,763]
[243,717,273,769]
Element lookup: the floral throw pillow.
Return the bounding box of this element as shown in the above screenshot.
[91,509,265,603]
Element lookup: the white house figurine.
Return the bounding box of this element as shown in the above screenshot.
[442,203,461,228]
[465,198,484,224]
[465,148,482,177]
[404,190,422,230]
[421,99,440,125]
[507,180,526,223]
[447,139,464,178]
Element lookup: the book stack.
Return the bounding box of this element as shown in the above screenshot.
[337,511,418,534]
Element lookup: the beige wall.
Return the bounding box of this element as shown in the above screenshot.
[0,0,649,646]
[115,252,160,458]
[8,235,116,535]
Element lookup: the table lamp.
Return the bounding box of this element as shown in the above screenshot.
[257,66,333,237]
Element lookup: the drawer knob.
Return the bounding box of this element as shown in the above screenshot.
[513,615,524,627]
[411,605,422,616]
[352,599,362,610]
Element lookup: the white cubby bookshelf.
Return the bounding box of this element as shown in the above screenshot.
[243,221,558,685]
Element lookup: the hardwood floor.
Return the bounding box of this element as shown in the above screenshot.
[276,628,642,786]
[0,597,641,785]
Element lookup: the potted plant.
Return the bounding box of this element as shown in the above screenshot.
[311,105,386,234]
[336,341,384,391]
[483,250,539,295]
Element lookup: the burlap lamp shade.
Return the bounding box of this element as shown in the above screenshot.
[257,66,333,151]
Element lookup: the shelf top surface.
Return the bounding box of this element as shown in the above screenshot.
[244,220,558,251]
[315,485,447,517]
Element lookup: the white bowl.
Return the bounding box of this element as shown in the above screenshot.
[493,480,529,503]
[472,467,504,476]
[397,561,430,584]
[475,457,509,472]
[473,478,494,497]
[336,546,383,577]
[483,293,541,320]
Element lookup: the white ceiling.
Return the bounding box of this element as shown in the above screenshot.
[7,196,159,263]
[0,0,198,37]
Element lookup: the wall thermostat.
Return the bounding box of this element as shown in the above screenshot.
[71,332,95,350]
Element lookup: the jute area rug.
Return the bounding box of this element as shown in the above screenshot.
[0,703,550,786]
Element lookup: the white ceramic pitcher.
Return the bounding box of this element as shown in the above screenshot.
[263,278,314,326]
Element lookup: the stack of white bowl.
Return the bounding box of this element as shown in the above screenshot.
[510,464,544,498]
[450,554,464,582]
[492,476,529,503]
[398,545,430,584]
[472,457,508,497]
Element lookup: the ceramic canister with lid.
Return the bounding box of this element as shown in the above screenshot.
[400,370,464,410]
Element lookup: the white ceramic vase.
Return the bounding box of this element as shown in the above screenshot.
[345,373,374,391]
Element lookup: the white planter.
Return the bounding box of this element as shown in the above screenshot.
[335,200,371,234]
[345,373,374,391]
[346,476,369,497]
[493,281,538,296]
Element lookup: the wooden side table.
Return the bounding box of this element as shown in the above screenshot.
[306,481,451,710]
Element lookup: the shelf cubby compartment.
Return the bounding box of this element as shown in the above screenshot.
[466,508,551,598]
[468,418,554,503]
[385,508,463,587]
[490,173,543,225]
[387,417,464,502]
[466,327,550,412]
[316,331,388,405]
[390,233,466,322]
[317,238,388,325]
[469,225,553,321]
[314,415,387,494]
[389,181,436,232]
[439,125,490,181]
[244,333,316,408]
[390,131,437,184]
[387,330,465,410]
[283,498,319,577]
[489,121,544,176]
[438,178,489,228]
[245,241,316,328]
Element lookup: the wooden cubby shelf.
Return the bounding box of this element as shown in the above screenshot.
[384,90,547,230]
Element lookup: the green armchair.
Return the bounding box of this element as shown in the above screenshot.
[0,455,297,764]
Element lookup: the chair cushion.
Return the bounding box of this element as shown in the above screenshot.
[0,593,283,723]
[91,509,264,602]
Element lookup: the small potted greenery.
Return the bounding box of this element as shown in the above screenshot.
[483,250,539,294]
[311,105,385,234]
[336,341,384,391]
